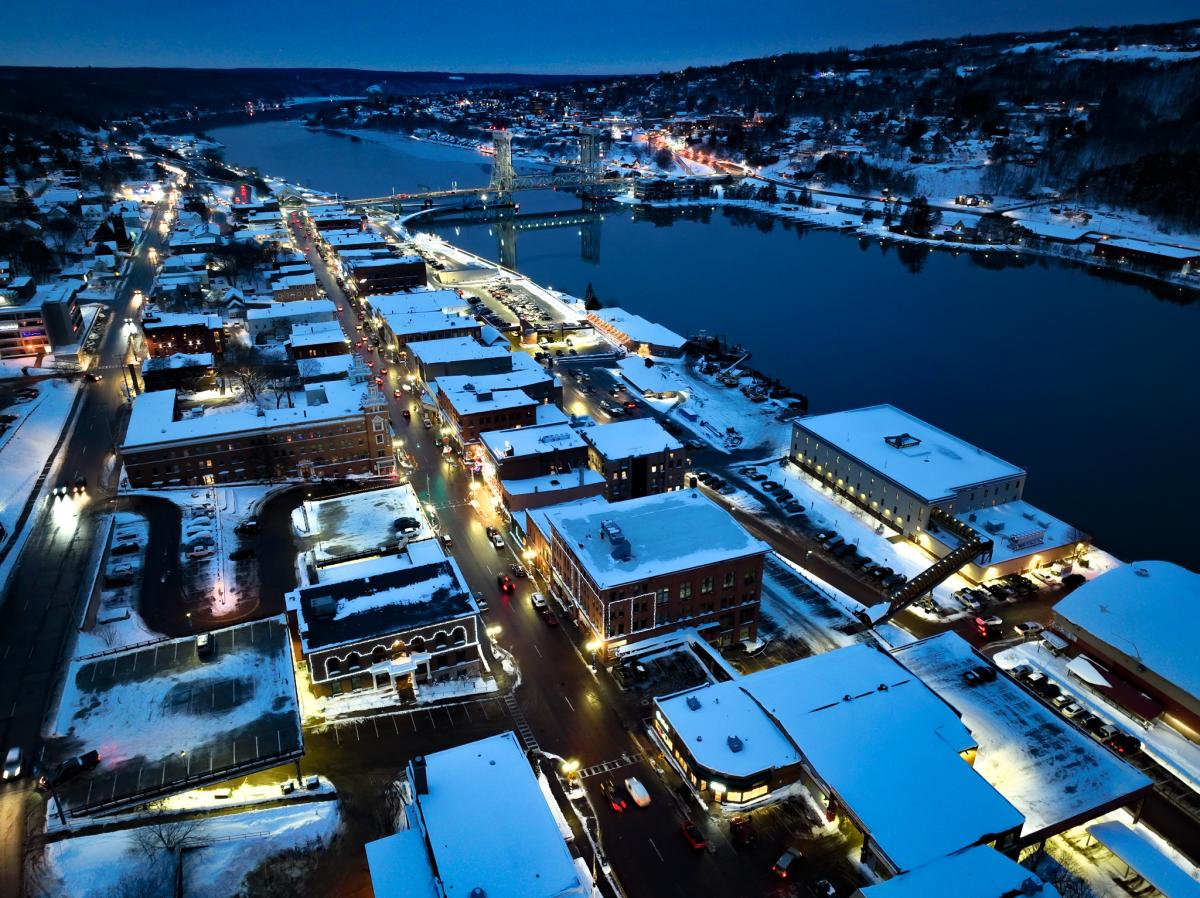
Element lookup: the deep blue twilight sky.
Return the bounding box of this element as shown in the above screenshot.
[3,0,1195,73]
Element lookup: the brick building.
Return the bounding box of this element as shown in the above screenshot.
[436,382,539,446]
[582,418,686,501]
[121,380,395,486]
[544,490,769,657]
[141,311,225,358]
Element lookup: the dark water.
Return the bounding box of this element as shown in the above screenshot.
[212,121,1200,567]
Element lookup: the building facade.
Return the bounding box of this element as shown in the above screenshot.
[583,419,686,502]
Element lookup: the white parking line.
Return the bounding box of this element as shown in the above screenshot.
[648,837,664,862]
[563,695,575,712]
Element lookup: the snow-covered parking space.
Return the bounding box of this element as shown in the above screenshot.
[755,554,867,661]
[894,632,1152,840]
[75,512,164,655]
[37,799,340,898]
[996,642,1200,797]
[293,483,432,564]
[48,616,302,816]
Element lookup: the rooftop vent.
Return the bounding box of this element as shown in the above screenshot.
[727,736,744,753]
[686,695,701,711]
[309,595,337,620]
[884,432,921,450]
[611,539,632,562]
[1135,567,1150,577]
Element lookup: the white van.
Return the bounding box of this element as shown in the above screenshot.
[624,777,651,808]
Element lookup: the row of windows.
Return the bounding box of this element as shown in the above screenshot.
[610,568,756,603]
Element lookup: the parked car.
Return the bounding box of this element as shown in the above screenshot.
[489,531,505,549]
[624,777,651,808]
[474,591,489,612]
[772,847,802,878]
[1014,621,1044,639]
[37,750,101,793]
[541,609,559,627]
[229,547,255,561]
[680,818,706,850]
[510,562,527,578]
[729,815,756,847]
[1061,703,1086,719]
[196,632,215,659]
[234,520,258,535]
[1051,694,1074,710]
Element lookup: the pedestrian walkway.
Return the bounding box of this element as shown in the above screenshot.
[503,692,540,752]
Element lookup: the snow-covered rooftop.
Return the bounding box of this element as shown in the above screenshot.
[1099,237,1200,260]
[795,404,1024,503]
[589,307,686,350]
[657,680,801,778]
[892,632,1151,839]
[123,380,371,449]
[858,845,1061,898]
[408,336,510,365]
[368,288,469,317]
[383,732,590,898]
[504,468,605,496]
[302,484,431,563]
[481,421,585,460]
[382,310,478,340]
[437,364,553,399]
[246,299,336,322]
[140,351,214,373]
[289,327,349,349]
[545,490,769,590]
[440,382,537,417]
[1053,561,1200,701]
[954,500,1085,565]
[141,311,221,330]
[583,417,683,459]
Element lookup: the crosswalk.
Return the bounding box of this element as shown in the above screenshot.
[502,693,540,752]
[579,751,646,780]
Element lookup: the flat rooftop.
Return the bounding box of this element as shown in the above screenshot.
[1053,561,1200,702]
[481,422,586,461]
[122,380,370,449]
[246,299,336,322]
[142,311,221,330]
[953,499,1086,565]
[408,336,511,365]
[399,732,588,898]
[583,417,683,459]
[545,490,769,590]
[504,468,605,497]
[437,365,553,397]
[745,643,1023,872]
[383,310,478,339]
[892,632,1151,840]
[140,351,214,373]
[368,289,469,317]
[51,617,302,817]
[300,484,432,564]
[795,404,1024,503]
[590,307,686,349]
[291,554,475,653]
[859,845,1061,898]
[440,383,537,417]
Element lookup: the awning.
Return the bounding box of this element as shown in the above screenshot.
[1087,821,1200,898]
[1067,655,1112,688]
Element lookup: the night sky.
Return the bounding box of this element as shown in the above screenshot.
[3,0,1195,73]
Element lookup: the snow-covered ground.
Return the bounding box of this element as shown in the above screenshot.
[129,484,276,619]
[0,379,81,539]
[37,799,340,898]
[74,512,164,655]
[996,641,1200,796]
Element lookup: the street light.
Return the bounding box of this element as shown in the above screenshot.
[561,759,580,777]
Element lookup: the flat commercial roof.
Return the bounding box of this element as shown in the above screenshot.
[892,632,1151,840]
[545,490,768,590]
[583,418,683,459]
[954,499,1084,564]
[408,732,589,898]
[408,337,510,365]
[142,311,221,330]
[366,826,439,898]
[590,307,686,349]
[1087,821,1200,898]
[302,484,431,563]
[441,383,537,417]
[503,468,605,496]
[369,289,468,317]
[383,310,478,339]
[795,404,1024,503]
[1053,561,1200,703]
[246,299,336,321]
[291,555,475,653]
[123,380,369,449]
[657,680,801,778]
[859,844,1062,898]
[745,643,1022,872]
[437,365,553,397]
[481,422,585,460]
[140,351,214,373]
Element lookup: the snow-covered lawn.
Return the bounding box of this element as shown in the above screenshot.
[38,799,340,898]
[996,642,1200,796]
[0,379,81,537]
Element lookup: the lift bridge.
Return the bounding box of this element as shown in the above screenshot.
[432,206,606,268]
[309,128,621,209]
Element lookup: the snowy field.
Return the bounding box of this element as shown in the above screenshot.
[37,800,340,898]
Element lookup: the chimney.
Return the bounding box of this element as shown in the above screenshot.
[412,756,428,795]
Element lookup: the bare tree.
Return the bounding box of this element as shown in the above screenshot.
[131,817,207,860]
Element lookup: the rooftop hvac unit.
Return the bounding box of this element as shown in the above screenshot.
[984,520,1005,534]
[476,390,493,402]
[600,520,625,542]
[310,595,336,619]
[611,538,632,562]
[884,432,921,449]
[727,736,744,753]
[686,696,701,711]
[1006,528,1045,550]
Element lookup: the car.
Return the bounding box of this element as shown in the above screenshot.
[510,562,527,578]
[624,400,637,411]
[624,777,651,807]
[729,815,756,847]
[422,416,433,429]
[542,609,559,626]
[1061,703,1086,719]
[3,747,22,780]
[1051,693,1074,710]
[772,847,801,878]
[531,592,547,609]
[53,480,69,498]
[234,519,259,535]
[600,781,626,812]
[959,592,983,612]
[196,632,215,659]
[393,389,402,398]
[474,591,489,612]
[111,542,138,556]
[37,750,101,793]
[814,530,836,543]
[440,532,453,549]
[1008,663,1034,681]
[229,547,255,561]
[84,372,103,382]
[1037,681,1062,700]
[962,669,982,687]
[762,481,780,492]
[380,368,388,375]
[680,818,706,850]
[972,665,997,683]
[402,409,412,420]
[395,516,421,535]
[490,531,505,550]
[1014,621,1044,638]
[1025,671,1047,690]
[497,574,514,594]
[810,881,838,898]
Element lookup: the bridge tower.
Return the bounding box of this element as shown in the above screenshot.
[489,130,515,204]
[578,128,603,188]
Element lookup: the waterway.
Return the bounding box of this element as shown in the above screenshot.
[211,120,1200,567]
